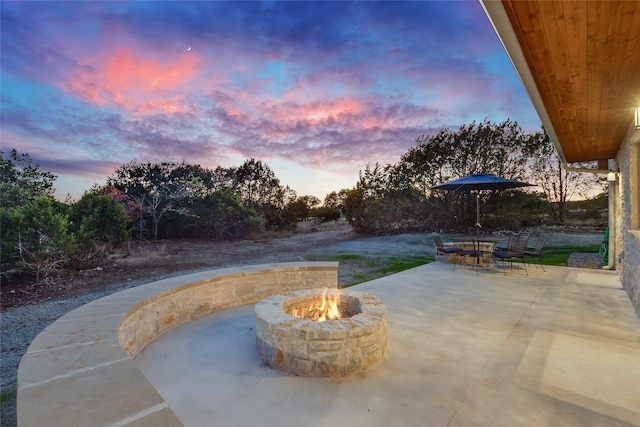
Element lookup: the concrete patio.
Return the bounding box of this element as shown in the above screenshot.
[135,263,639,426]
[17,261,639,426]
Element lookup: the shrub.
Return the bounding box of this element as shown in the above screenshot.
[1,197,76,281]
[312,206,341,223]
[69,193,129,249]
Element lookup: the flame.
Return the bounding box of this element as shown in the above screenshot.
[316,288,341,321]
[291,288,341,321]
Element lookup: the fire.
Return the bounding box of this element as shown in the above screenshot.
[292,288,342,321]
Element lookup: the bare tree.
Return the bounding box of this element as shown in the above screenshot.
[132,178,205,241]
[106,161,206,241]
[527,132,601,222]
[17,230,66,281]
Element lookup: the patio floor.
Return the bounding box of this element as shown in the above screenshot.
[134,263,640,426]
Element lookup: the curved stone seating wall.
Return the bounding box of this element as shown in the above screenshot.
[118,262,338,357]
[17,262,338,427]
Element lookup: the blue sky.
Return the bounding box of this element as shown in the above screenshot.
[1,1,541,200]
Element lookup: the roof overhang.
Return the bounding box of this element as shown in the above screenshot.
[480,0,640,167]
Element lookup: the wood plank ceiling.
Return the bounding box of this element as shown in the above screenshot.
[499,0,640,163]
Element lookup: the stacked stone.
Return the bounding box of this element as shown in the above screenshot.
[255,289,387,377]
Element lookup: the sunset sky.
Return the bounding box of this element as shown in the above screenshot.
[1,1,542,200]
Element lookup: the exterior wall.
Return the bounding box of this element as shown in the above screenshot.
[616,126,640,316]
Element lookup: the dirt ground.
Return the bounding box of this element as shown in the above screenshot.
[0,220,605,310]
[0,220,354,310]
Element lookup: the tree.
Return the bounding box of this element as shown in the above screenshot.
[398,119,535,191]
[69,193,129,249]
[138,178,203,241]
[286,195,322,223]
[286,198,311,223]
[0,150,73,280]
[234,159,280,209]
[311,205,341,223]
[343,183,429,234]
[192,188,259,239]
[483,190,550,230]
[343,187,369,232]
[105,158,300,237]
[358,163,392,199]
[94,185,139,224]
[106,161,207,240]
[323,191,341,209]
[234,159,295,229]
[526,131,601,222]
[395,119,543,230]
[1,149,56,209]
[323,189,350,216]
[342,164,389,233]
[2,197,76,281]
[298,195,321,210]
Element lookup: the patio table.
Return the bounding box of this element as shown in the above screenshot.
[453,236,504,268]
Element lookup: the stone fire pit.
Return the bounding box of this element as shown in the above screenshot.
[254,288,387,377]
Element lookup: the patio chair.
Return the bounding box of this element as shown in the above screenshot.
[494,231,527,251]
[456,239,487,273]
[492,233,529,275]
[525,234,548,271]
[433,235,459,268]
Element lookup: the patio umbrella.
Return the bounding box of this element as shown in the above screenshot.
[430,173,534,229]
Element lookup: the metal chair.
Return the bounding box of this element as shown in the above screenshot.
[433,235,459,268]
[492,234,529,275]
[456,239,487,273]
[524,234,548,271]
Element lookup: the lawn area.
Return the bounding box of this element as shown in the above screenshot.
[307,243,602,287]
[305,253,433,287]
[535,244,601,266]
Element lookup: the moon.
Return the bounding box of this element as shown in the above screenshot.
[187,46,191,51]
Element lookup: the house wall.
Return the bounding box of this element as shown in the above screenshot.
[616,125,640,316]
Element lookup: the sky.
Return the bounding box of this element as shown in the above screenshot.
[1,1,542,201]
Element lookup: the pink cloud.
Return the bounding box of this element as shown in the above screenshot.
[64,47,203,115]
[133,96,191,115]
[300,98,363,124]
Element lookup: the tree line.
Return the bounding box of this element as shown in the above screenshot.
[0,119,601,283]
[339,119,600,234]
[0,150,339,282]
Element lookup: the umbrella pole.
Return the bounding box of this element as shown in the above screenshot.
[476,193,481,237]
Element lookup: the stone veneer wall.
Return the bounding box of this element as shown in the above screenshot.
[622,231,640,315]
[616,126,640,316]
[255,289,387,377]
[118,263,339,357]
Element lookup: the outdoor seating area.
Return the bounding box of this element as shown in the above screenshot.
[433,233,548,275]
[428,173,555,275]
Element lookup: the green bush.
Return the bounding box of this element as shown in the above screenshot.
[192,189,261,239]
[69,193,129,248]
[312,206,341,223]
[1,197,76,281]
[68,193,129,269]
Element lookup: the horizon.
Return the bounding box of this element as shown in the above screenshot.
[1,1,542,201]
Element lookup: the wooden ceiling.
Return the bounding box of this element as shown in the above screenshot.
[484,0,640,164]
